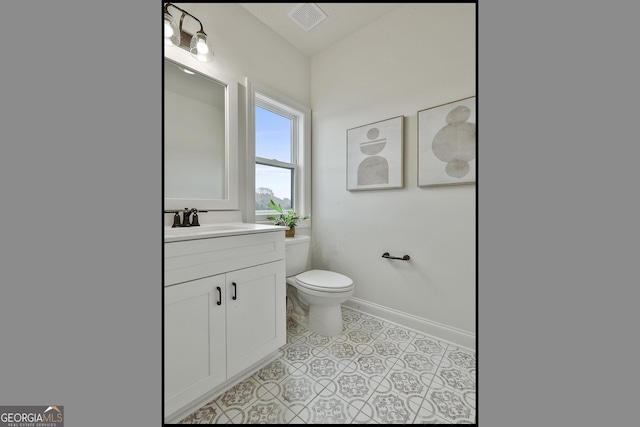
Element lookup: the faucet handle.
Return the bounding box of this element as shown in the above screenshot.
[171,212,181,228]
[191,209,200,226]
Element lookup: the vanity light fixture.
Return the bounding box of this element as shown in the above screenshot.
[163,3,214,63]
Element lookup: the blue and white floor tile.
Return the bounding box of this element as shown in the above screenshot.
[178,306,476,424]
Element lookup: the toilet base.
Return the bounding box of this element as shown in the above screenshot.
[307,304,344,337]
[286,284,309,328]
[286,279,353,338]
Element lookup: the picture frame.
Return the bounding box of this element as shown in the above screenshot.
[346,116,404,191]
[418,96,476,187]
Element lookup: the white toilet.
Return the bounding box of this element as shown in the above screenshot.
[285,235,354,337]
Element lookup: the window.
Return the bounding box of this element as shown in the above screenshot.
[255,105,294,211]
[246,79,311,224]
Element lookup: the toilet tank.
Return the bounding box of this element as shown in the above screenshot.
[285,235,310,277]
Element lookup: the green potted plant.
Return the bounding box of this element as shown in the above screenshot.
[267,199,309,237]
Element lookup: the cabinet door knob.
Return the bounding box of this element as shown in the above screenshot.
[216,286,222,305]
[232,282,237,300]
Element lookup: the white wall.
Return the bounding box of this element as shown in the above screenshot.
[310,4,476,337]
[165,3,476,343]
[173,3,311,106]
[164,3,310,223]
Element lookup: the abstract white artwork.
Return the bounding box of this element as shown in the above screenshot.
[346,116,404,191]
[418,97,476,186]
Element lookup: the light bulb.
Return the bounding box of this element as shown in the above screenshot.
[196,39,209,54]
[164,20,174,38]
[164,13,180,46]
[190,32,213,62]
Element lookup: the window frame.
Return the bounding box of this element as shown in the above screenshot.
[255,102,296,212]
[245,78,311,226]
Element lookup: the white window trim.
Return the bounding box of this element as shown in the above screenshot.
[245,78,311,226]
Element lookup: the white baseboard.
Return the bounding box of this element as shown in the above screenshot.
[343,297,475,351]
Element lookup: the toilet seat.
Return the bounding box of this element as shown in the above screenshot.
[295,269,353,293]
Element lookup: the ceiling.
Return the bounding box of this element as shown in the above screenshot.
[238,3,404,57]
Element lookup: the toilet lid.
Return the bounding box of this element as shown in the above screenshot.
[295,269,353,292]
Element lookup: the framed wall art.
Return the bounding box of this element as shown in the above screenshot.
[346,116,404,191]
[418,97,476,187]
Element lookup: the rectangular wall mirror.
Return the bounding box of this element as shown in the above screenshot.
[164,49,238,211]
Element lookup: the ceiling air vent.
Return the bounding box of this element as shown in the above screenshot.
[287,3,327,32]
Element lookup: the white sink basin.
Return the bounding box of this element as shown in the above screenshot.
[164,223,288,242]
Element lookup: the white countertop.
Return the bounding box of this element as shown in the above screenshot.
[164,223,289,242]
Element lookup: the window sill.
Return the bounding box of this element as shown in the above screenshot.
[254,217,311,229]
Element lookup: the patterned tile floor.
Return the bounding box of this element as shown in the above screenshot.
[178,306,476,424]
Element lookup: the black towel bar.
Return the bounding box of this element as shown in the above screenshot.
[382,252,410,261]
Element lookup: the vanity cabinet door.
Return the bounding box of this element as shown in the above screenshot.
[164,274,226,417]
[225,260,286,378]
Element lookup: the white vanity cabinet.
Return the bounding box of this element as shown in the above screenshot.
[225,261,285,377]
[164,274,227,408]
[163,228,286,421]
